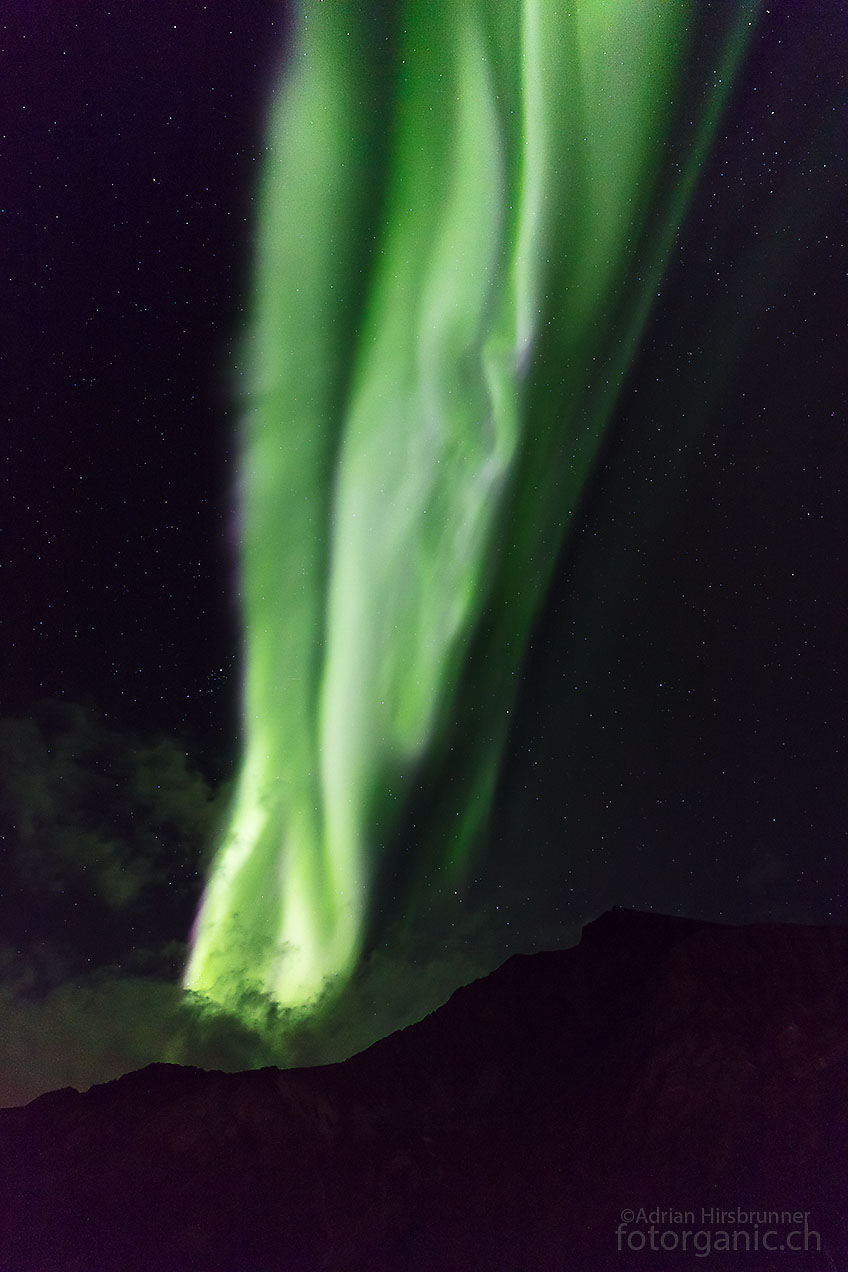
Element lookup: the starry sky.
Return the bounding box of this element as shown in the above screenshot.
[0,0,846,1103]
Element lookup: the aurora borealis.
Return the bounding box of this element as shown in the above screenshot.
[2,0,846,1103]
[185,0,759,1016]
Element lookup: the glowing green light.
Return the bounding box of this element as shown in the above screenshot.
[185,0,759,1018]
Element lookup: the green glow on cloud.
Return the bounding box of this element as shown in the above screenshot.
[185,0,759,1018]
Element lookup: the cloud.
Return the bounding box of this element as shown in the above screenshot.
[0,699,584,1108]
[0,700,229,984]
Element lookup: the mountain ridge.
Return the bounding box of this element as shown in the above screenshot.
[1,907,845,1271]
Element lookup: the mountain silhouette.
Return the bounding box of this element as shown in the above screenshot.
[1,908,845,1271]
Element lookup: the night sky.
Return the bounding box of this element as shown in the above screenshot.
[1,1,846,1104]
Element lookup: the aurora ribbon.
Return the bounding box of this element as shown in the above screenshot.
[185,0,759,1018]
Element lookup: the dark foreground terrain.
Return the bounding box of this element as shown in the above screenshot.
[1,908,846,1271]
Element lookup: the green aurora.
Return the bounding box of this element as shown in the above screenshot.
[184,0,760,1018]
